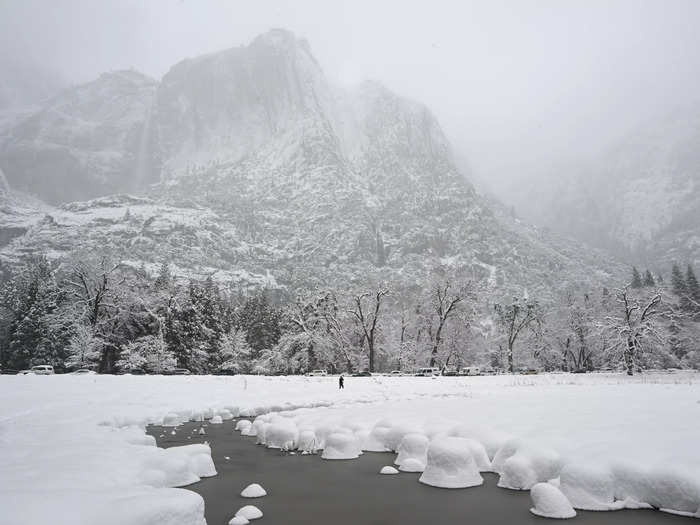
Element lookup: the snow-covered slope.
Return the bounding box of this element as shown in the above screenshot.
[0,30,624,296]
[507,105,700,265]
[0,70,158,204]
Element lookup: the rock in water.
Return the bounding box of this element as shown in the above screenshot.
[530,482,577,519]
[236,505,263,520]
[241,483,267,498]
[419,437,483,489]
[228,516,249,525]
[380,466,399,475]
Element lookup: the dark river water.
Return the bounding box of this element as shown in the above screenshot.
[147,421,694,525]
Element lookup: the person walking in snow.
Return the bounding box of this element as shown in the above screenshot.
[339,375,344,389]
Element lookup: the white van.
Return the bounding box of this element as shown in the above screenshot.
[30,365,55,375]
[460,366,481,376]
[414,367,440,377]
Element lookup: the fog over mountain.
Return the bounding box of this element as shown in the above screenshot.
[2,0,700,204]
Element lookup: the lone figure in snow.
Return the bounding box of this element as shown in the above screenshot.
[339,375,344,389]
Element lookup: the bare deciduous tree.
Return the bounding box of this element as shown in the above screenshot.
[350,288,389,372]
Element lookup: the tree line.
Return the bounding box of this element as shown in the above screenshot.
[1,254,699,375]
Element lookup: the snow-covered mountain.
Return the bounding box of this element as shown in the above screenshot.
[0,70,158,204]
[0,30,623,296]
[507,105,700,266]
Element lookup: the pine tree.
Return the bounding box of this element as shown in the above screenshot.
[686,265,700,311]
[630,267,642,288]
[671,263,690,311]
[153,261,172,291]
[643,270,655,287]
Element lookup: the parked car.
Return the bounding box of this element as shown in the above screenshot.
[308,369,328,376]
[523,368,539,375]
[481,367,496,375]
[169,368,192,375]
[352,370,372,377]
[414,367,440,377]
[124,368,147,375]
[72,369,96,375]
[389,370,404,376]
[442,367,459,376]
[0,367,19,375]
[460,366,481,376]
[30,365,55,375]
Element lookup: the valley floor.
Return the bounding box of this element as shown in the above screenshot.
[0,372,698,524]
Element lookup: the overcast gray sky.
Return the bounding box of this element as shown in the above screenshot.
[2,0,699,192]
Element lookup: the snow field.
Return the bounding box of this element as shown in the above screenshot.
[1,372,699,524]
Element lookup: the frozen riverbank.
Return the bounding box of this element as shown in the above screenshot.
[148,420,696,525]
[0,372,698,523]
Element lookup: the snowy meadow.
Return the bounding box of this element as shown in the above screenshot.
[1,372,699,524]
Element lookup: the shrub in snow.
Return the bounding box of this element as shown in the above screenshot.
[265,422,298,450]
[162,413,183,427]
[529,482,576,519]
[229,516,249,525]
[399,458,426,473]
[210,415,223,424]
[224,406,240,418]
[321,433,361,460]
[419,437,483,489]
[241,483,267,498]
[235,420,252,433]
[560,463,616,510]
[236,505,263,520]
[297,430,317,453]
[395,433,429,467]
[218,409,234,421]
[380,466,399,475]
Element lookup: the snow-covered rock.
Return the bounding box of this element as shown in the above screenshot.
[162,412,183,427]
[210,415,223,424]
[529,482,577,519]
[240,483,267,498]
[380,466,399,475]
[399,458,426,473]
[419,437,483,489]
[235,505,263,520]
[321,432,361,460]
[229,516,250,525]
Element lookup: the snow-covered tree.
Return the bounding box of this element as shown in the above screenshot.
[494,296,542,373]
[65,323,102,370]
[605,287,663,375]
[630,267,643,288]
[117,331,175,374]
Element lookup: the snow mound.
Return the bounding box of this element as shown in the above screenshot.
[210,415,223,424]
[419,437,483,489]
[530,482,577,519]
[494,439,562,490]
[399,457,426,473]
[265,422,298,450]
[383,423,423,452]
[241,483,267,498]
[363,423,392,452]
[321,432,361,460]
[447,424,510,460]
[612,462,700,514]
[560,463,616,510]
[236,505,263,520]
[229,516,250,525]
[254,423,269,445]
[241,420,262,437]
[380,466,399,475]
[395,433,428,468]
[235,420,252,433]
[297,430,318,453]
